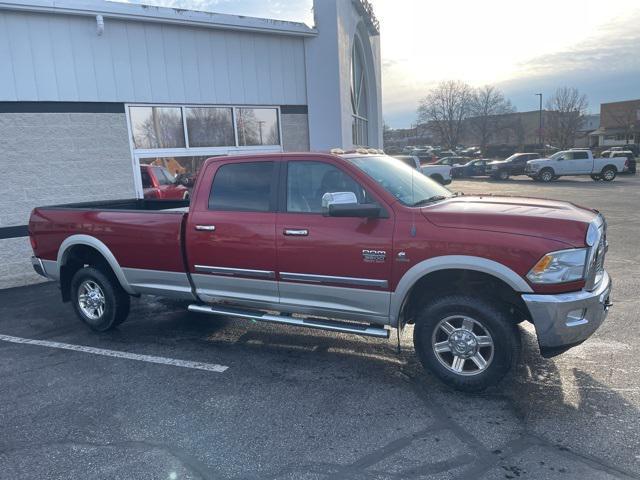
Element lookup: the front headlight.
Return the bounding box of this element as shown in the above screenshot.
[527,248,587,284]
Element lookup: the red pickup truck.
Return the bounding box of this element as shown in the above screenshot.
[140,164,190,200]
[29,152,612,391]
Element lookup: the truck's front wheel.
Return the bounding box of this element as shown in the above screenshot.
[413,295,520,392]
[538,168,555,182]
[70,267,130,331]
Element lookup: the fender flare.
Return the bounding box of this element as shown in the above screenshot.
[389,255,533,325]
[57,234,136,295]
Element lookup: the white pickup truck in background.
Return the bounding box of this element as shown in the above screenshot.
[525,149,628,182]
[393,155,452,185]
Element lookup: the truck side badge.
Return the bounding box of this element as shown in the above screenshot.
[362,250,386,263]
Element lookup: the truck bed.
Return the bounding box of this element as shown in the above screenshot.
[38,198,190,212]
[30,198,190,275]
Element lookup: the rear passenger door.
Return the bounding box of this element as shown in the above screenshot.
[187,160,279,308]
[275,159,394,321]
[571,151,593,174]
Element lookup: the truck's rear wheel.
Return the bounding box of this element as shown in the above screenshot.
[601,166,616,182]
[71,267,130,331]
[539,168,554,182]
[413,295,520,392]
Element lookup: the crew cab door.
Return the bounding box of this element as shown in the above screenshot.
[557,151,592,174]
[275,158,394,321]
[186,159,279,307]
[569,150,593,174]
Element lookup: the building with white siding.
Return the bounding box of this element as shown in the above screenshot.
[0,0,382,288]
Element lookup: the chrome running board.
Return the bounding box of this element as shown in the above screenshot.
[187,304,390,339]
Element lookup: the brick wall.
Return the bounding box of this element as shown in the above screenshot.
[281,113,310,152]
[0,112,136,289]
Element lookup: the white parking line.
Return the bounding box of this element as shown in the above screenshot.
[0,334,228,373]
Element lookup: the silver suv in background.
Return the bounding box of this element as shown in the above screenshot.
[525,149,628,182]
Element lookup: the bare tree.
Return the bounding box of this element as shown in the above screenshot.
[417,80,473,149]
[469,85,515,151]
[545,87,589,149]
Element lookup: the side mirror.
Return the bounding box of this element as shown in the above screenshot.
[321,192,381,218]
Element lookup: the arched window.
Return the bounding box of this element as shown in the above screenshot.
[351,37,368,146]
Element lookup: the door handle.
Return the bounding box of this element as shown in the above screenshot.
[283,229,308,236]
[195,225,216,232]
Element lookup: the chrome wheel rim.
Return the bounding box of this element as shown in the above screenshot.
[431,315,494,376]
[603,170,614,180]
[541,171,552,181]
[78,280,106,321]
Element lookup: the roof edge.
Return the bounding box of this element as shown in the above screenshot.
[0,0,318,36]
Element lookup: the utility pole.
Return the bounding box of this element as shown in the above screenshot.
[535,93,543,153]
[257,120,265,144]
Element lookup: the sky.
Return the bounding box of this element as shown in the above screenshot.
[119,0,640,128]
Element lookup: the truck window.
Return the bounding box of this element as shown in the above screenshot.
[572,151,589,160]
[208,161,275,212]
[286,161,367,213]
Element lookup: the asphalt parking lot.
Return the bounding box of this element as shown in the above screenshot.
[1,174,639,480]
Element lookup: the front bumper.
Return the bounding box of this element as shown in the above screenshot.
[521,271,612,356]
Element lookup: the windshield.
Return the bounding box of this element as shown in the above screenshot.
[549,151,565,160]
[346,155,452,206]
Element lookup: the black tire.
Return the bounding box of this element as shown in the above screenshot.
[497,169,509,181]
[413,295,520,392]
[70,266,130,332]
[538,168,554,182]
[601,166,616,182]
[590,174,601,181]
[430,174,444,185]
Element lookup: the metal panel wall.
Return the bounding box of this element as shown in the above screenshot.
[0,10,308,105]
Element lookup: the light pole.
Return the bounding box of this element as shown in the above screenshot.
[535,93,543,152]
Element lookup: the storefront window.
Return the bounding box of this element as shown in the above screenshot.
[129,106,186,149]
[350,38,369,146]
[139,156,214,199]
[236,108,280,146]
[185,107,235,147]
[128,104,283,199]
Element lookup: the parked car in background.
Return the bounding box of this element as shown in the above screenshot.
[412,149,437,164]
[459,146,482,157]
[390,155,452,185]
[140,165,190,200]
[602,150,636,175]
[29,151,612,392]
[487,153,541,180]
[393,155,421,169]
[525,150,628,182]
[433,156,470,166]
[420,163,452,185]
[450,159,491,178]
